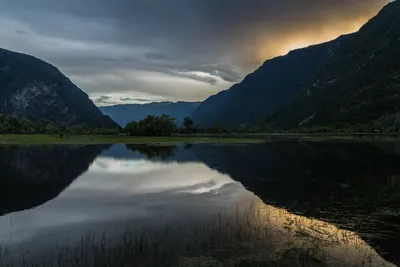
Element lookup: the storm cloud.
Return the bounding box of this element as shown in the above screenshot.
[0,0,390,105]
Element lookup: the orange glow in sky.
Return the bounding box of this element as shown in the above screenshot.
[255,15,375,63]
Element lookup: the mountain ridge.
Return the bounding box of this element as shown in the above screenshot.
[192,35,349,127]
[268,0,400,128]
[101,101,201,126]
[0,48,118,128]
[193,1,399,129]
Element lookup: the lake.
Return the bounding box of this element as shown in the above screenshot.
[0,142,399,267]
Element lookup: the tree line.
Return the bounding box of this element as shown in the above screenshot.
[0,114,120,136]
[2,112,399,137]
[0,113,195,137]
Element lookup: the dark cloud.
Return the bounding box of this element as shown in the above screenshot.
[14,29,27,35]
[210,68,242,83]
[96,96,111,102]
[0,0,390,103]
[95,96,119,105]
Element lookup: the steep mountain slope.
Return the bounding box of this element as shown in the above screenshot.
[268,1,400,128]
[0,48,118,127]
[101,101,201,126]
[192,36,349,128]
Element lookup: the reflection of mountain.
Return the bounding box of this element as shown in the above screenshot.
[108,142,400,265]
[190,143,400,211]
[0,145,109,216]
[190,142,400,265]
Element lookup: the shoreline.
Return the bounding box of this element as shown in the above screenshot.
[1,133,400,145]
[0,134,265,145]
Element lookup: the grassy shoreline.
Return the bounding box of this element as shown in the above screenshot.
[0,134,267,145]
[2,133,400,145]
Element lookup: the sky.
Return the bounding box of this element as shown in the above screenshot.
[0,0,390,106]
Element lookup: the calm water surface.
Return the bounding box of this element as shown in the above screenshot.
[0,142,399,266]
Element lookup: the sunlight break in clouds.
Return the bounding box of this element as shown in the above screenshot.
[0,0,390,104]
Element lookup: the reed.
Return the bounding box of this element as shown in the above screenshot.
[0,203,392,267]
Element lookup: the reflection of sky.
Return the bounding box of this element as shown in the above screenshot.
[76,157,234,194]
[0,145,395,267]
[0,156,252,247]
[251,200,396,267]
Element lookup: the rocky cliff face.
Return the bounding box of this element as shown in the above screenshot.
[0,48,118,127]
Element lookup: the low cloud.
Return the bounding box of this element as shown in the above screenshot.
[94,95,119,105]
[120,97,151,103]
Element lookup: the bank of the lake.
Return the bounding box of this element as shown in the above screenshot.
[0,134,266,145]
[2,133,400,145]
[179,132,400,142]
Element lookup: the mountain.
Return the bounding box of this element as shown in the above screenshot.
[193,1,399,129]
[0,48,118,127]
[100,101,201,126]
[268,1,400,128]
[192,36,348,128]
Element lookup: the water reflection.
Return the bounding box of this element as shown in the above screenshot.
[251,199,395,267]
[0,145,109,216]
[119,142,400,265]
[125,144,177,159]
[180,142,400,265]
[0,143,399,266]
[0,153,249,252]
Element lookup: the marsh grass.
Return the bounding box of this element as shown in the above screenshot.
[0,204,392,267]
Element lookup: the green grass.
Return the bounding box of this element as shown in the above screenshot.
[1,133,400,145]
[0,134,266,145]
[183,132,400,142]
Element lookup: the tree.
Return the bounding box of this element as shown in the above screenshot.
[183,117,194,131]
[159,114,177,136]
[124,115,177,136]
[59,125,67,138]
[45,124,59,134]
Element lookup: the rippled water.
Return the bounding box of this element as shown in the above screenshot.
[0,142,399,266]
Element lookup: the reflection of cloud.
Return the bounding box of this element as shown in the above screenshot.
[0,152,395,267]
[79,157,236,195]
[0,158,247,246]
